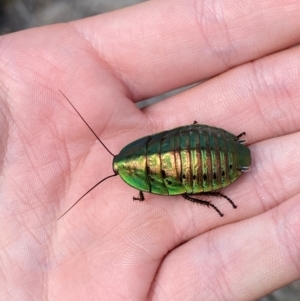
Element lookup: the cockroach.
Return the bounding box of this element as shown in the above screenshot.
[58,91,251,219]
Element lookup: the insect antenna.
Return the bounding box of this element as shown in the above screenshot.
[58,90,117,219]
[57,173,117,220]
[59,90,115,157]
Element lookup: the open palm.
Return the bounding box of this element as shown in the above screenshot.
[1,1,300,300]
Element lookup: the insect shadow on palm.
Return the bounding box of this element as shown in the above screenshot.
[58,91,251,219]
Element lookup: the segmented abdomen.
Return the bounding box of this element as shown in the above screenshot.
[113,124,250,196]
[145,124,241,195]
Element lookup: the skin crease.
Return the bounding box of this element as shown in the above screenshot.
[0,0,300,300]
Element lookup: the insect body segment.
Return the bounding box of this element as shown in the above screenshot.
[113,124,251,198]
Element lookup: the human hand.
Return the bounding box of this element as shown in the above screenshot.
[1,1,300,300]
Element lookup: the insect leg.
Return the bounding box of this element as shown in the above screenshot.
[237,132,246,138]
[182,194,224,217]
[237,132,247,144]
[239,166,250,172]
[200,191,237,209]
[133,191,145,202]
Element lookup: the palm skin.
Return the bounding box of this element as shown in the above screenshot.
[1,1,300,300]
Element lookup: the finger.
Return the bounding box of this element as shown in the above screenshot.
[150,196,300,300]
[144,44,300,143]
[222,130,300,223]
[72,0,300,99]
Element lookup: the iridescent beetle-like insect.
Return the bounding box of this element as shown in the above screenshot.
[58,92,251,219]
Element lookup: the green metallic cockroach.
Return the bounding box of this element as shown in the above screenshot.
[58,91,251,219]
